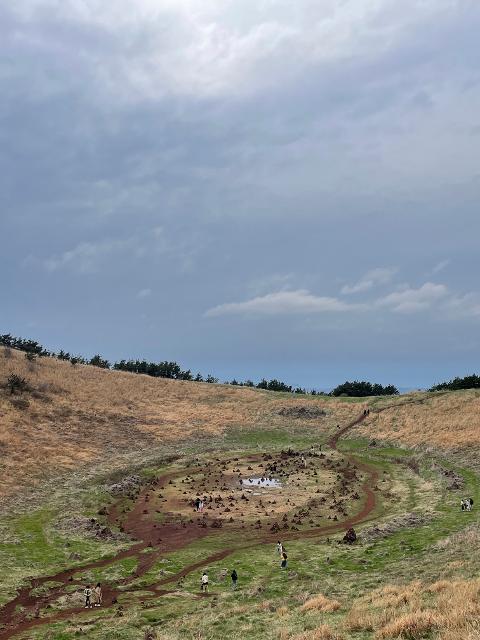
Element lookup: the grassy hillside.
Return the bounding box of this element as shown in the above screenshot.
[355,390,480,470]
[0,348,359,502]
[1,347,480,640]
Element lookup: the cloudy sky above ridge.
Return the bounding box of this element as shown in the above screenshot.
[1,0,480,389]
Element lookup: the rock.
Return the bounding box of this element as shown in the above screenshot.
[342,527,357,544]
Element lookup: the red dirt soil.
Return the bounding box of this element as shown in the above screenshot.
[0,414,373,639]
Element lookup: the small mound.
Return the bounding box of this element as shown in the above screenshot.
[278,406,327,419]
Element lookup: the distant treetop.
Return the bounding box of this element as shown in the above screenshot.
[0,333,430,399]
[330,380,399,397]
[429,375,480,392]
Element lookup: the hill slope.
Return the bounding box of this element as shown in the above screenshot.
[0,348,358,501]
[356,390,480,467]
[1,348,480,640]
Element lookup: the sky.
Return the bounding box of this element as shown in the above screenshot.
[1,0,480,390]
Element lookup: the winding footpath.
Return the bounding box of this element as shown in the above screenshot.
[0,412,376,639]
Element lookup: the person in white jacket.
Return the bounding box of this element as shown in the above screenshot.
[84,585,92,608]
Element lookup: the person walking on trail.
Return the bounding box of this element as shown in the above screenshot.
[93,583,102,606]
[281,551,288,569]
[84,585,92,608]
[276,541,283,556]
[201,572,209,592]
[301,455,307,468]
[231,569,238,590]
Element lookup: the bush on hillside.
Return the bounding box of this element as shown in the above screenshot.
[114,359,193,380]
[330,380,399,397]
[6,374,28,395]
[257,378,292,392]
[89,354,110,369]
[0,334,50,356]
[429,374,480,392]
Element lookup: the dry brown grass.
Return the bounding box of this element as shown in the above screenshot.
[358,390,480,450]
[300,594,341,613]
[375,609,439,639]
[0,348,358,500]
[290,624,344,640]
[345,578,480,639]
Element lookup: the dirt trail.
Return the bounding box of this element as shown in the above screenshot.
[0,413,372,639]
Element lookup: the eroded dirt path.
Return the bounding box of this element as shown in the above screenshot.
[0,413,374,639]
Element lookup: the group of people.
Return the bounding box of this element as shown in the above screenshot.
[83,583,102,608]
[194,497,205,512]
[200,543,288,594]
[200,569,238,592]
[461,497,474,511]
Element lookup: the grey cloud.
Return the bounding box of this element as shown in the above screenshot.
[2,1,480,388]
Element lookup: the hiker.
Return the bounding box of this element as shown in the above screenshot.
[276,541,283,556]
[231,568,238,590]
[199,499,204,512]
[281,551,288,569]
[93,582,102,606]
[194,497,201,511]
[84,585,92,608]
[363,409,367,416]
[201,571,209,592]
[301,455,307,468]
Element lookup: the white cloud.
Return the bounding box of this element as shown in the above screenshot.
[137,288,152,298]
[375,282,448,313]
[341,267,397,295]
[205,289,361,317]
[206,276,480,320]
[44,239,134,274]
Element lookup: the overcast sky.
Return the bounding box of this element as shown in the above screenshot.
[2,0,480,390]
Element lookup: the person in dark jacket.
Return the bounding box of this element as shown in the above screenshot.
[231,568,238,590]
